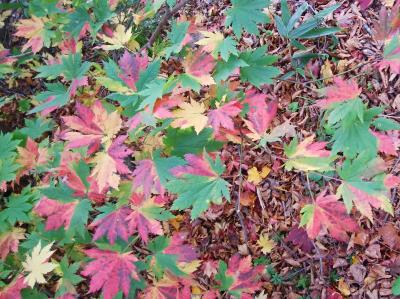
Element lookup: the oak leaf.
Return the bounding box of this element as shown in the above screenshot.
[81,249,139,299]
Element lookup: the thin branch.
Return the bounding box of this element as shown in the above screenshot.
[235,129,248,243]
[141,0,191,51]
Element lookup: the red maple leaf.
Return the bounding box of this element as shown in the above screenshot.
[0,275,26,299]
[118,50,148,91]
[301,191,358,241]
[170,154,216,177]
[62,101,122,154]
[89,206,132,244]
[285,226,313,253]
[183,50,216,86]
[372,130,398,156]
[164,233,198,263]
[243,90,277,138]
[225,254,264,295]
[81,249,139,299]
[16,137,48,181]
[34,197,78,231]
[207,100,242,133]
[316,78,362,108]
[0,228,25,260]
[57,151,106,203]
[132,159,163,198]
[358,0,373,10]
[126,194,164,243]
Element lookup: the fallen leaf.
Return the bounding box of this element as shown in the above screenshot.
[257,234,275,254]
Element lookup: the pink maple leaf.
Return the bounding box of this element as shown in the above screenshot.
[108,135,133,174]
[244,90,277,137]
[57,150,106,203]
[16,138,48,181]
[0,228,25,260]
[225,254,264,295]
[208,100,242,133]
[81,249,139,299]
[372,130,398,156]
[0,49,16,64]
[70,76,88,97]
[126,194,164,243]
[118,50,148,91]
[89,207,132,244]
[34,197,78,231]
[0,275,26,299]
[153,96,182,119]
[170,154,216,177]
[316,78,362,108]
[183,50,216,85]
[359,0,373,10]
[139,274,192,299]
[132,159,163,198]
[302,191,359,241]
[285,226,313,253]
[164,233,198,263]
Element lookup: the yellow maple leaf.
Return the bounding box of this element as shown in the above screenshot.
[195,31,224,53]
[15,16,47,53]
[171,100,209,134]
[90,151,120,191]
[248,166,270,185]
[257,234,275,254]
[99,24,132,50]
[22,241,56,287]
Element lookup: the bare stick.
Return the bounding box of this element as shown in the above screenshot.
[141,0,191,50]
[236,129,248,243]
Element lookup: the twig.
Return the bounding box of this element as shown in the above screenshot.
[141,0,191,50]
[235,129,248,243]
[306,173,315,202]
[313,241,324,280]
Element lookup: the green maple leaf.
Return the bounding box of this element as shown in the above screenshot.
[164,21,189,59]
[225,0,270,37]
[238,47,280,87]
[0,133,20,184]
[166,154,230,219]
[20,118,54,139]
[55,256,83,297]
[0,192,34,227]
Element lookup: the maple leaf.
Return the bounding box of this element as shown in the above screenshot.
[300,191,358,241]
[140,274,192,299]
[167,153,230,219]
[0,275,26,299]
[216,254,264,297]
[359,0,373,10]
[164,233,198,263]
[14,16,47,53]
[248,166,270,185]
[225,0,269,37]
[62,101,122,153]
[16,138,48,179]
[181,50,216,89]
[126,193,173,243]
[118,50,148,91]
[57,151,106,202]
[171,100,209,134]
[337,155,397,221]
[98,24,133,50]
[195,31,238,61]
[285,226,314,253]
[89,206,132,244]
[34,197,78,231]
[90,135,132,191]
[257,234,275,254]
[22,241,57,287]
[0,228,25,260]
[81,249,139,299]
[372,130,398,155]
[284,136,335,172]
[132,159,163,198]
[243,90,278,139]
[207,100,242,133]
[316,78,362,108]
